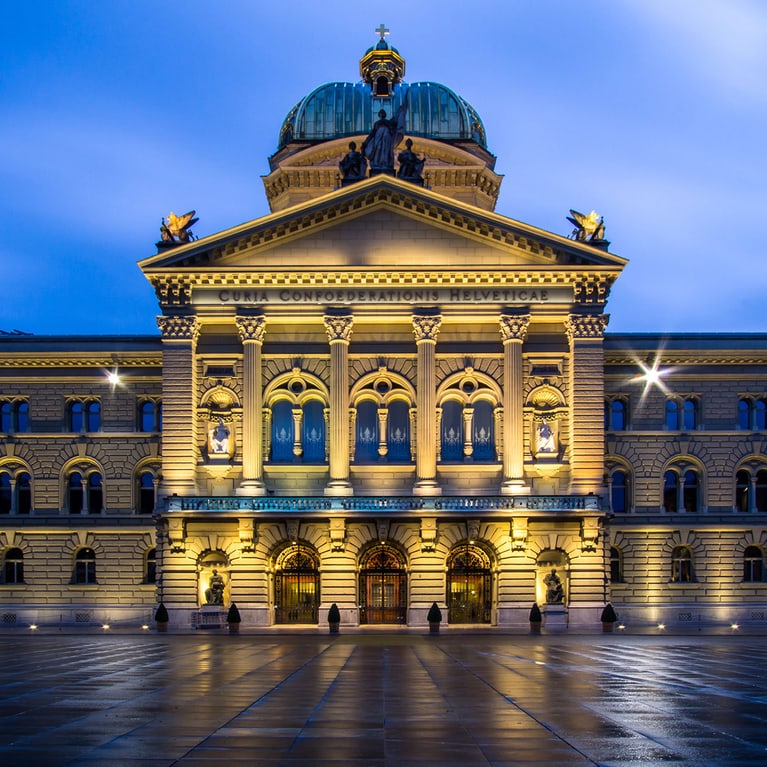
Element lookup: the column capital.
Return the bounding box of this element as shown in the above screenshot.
[323,314,354,343]
[235,314,267,343]
[566,313,609,343]
[157,314,200,342]
[499,313,530,343]
[411,314,442,343]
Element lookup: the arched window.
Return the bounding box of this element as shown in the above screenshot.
[68,401,83,432]
[0,400,29,433]
[736,470,751,512]
[16,473,31,515]
[472,401,495,461]
[757,470,767,512]
[68,472,84,514]
[85,401,100,432]
[138,400,162,432]
[663,471,678,513]
[611,470,629,513]
[610,546,624,583]
[301,400,325,462]
[145,548,157,584]
[0,474,10,514]
[137,472,156,514]
[440,401,463,461]
[671,546,694,583]
[757,400,767,430]
[87,473,103,514]
[683,399,698,430]
[738,399,751,430]
[387,400,410,461]
[738,398,767,430]
[270,400,294,462]
[3,548,24,584]
[73,548,97,584]
[665,400,680,430]
[355,400,378,462]
[743,546,765,583]
[682,469,699,512]
[605,398,627,431]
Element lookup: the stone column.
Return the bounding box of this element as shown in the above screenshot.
[500,314,530,494]
[412,313,442,496]
[157,315,200,497]
[324,313,353,496]
[235,315,266,496]
[566,313,609,495]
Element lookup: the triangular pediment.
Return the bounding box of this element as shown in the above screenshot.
[139,175,626,275]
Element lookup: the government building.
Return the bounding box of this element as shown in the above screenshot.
[1,33,765,632]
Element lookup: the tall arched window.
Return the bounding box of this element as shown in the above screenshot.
[0,400,29,433]
[736,470,750,512]
[145,548,157,584]
[610,546,624,583]
[671,546,695,583]
[301,400,325,462]
[0,474,10,514]
[610,470,629,513]
[138,400,162,432]
[387,400,411,461]
[87,473,103,514]
[757,470,767,512]
[73,548,97,584]
[665,400,680,430]
[16,473,31,514]
[605,398,627,431]
[137,471,156,514]
[355,400,378,461]
[663,471,678,513]
[270,400,294,462]
[85,401,100,432]
[743,546,765,583]
[472,400,495,461]
[2,548,24,584]
[682,399,698,430]
[682,469,699,512]
[664,467,701,512]
[68,472,84,514]
[440,401,463,461]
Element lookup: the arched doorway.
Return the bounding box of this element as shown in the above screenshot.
[447,545,492,623]
[359,545,407,624]
[274,546,320,624]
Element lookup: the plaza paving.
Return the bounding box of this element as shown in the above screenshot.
[0,630,765,766]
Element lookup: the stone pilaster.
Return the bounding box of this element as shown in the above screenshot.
[566,313,609,495]
[412,313,442,495]
[323,313,353,496]
[499,314,530,494]
[157,315,200,497]
[235,315,267,496]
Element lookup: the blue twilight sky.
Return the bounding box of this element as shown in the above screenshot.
[1,1,766,336]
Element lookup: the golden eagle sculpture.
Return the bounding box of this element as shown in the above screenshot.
[159,210,199,246]
[567,209,606,243]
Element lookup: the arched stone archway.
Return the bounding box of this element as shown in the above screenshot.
[274,545,320,624]
[358,545,407,624]
[446,544,492,624]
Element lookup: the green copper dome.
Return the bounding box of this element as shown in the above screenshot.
[277,38,487,150]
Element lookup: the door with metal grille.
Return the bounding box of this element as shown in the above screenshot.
[274,547,319,624]
[447,545,492,624]
[359,545,407,624]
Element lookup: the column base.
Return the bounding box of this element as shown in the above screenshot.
[413,480,442,497]
[501,479,530,496]
[324,480,353,497]
[236,480,267,497]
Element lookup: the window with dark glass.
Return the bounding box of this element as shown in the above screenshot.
[3,548,23,584]
[301,400,325,462]
[73,548,97,584]
[87,473,103,514]
[355,400,378,462]
[440,401,463,461]
[609,546,623,583]
[743,546,765,583]
[145,548,157,584]
[0,400,28,433]
[736,470,750,512]
[757,470,767,512]
[665,400,680,430]
[682,469,699,512]
[387,400,411,461]
[472,401,495,461]
[68,472,84,513]
[663,470,678,512]
[139,400,162,432]
[138,472,155,514]
[682,399,698,430]
[611,470,628,513]
[605,399,627,431]
[671,546,694,582]
[738,398,751,430]
[270,400,294,462]
[0,474,10,514]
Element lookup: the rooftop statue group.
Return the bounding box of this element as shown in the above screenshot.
[339,97,424,186]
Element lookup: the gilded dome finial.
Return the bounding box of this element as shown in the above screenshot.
[360,26,405,96]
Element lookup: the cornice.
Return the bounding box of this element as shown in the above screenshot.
[605,352,767,366]
[0,355,162,368]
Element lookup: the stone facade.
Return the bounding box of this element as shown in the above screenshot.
[1,37,765,632]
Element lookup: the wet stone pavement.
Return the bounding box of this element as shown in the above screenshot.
[0,632,765,766]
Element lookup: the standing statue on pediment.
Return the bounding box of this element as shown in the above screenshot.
[362,99,408,174]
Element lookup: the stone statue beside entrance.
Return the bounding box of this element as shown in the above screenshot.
[544,568,564,604]
[205,569,226,605]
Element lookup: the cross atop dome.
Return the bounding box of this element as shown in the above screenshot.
[360,27,404,95]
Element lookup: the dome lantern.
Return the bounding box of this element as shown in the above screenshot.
[359,24,405,96]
